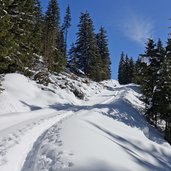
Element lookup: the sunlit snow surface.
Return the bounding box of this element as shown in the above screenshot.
[0,73,171,171]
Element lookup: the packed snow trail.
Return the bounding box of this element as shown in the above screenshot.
[0,73,105,171]
[21,85,171,171]
[0,73,171,171]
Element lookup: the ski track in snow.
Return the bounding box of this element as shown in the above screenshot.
[0,108,75,171]
[1,74,171,171]
[21,85,171,171]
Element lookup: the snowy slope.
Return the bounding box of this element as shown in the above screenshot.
[0,73,171,171]
[0,73,104,171]
[21,82,171,171]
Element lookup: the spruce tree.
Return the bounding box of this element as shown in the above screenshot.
[133,57,143,84]
[140,38,157,120]
[151,39,166,125]
[129,57,134,83]
[125,54,130,84]
[62,5,71,49]
[54,29,67,72]
[118,51,126,84]
[16,0,35,67]
[75,11,101,81]
[0,0,16,73]
[44,0,66,72]
[96,27,111,80]
[1,0,36,72]
[159,37,171,133]
[32,0,43,56]
[68,43,78,72]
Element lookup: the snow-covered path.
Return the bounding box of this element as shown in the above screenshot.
[0,75,118,171]
[21,85,171,171]
[0,73,171,171]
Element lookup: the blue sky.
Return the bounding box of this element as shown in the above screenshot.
[41,0,171,79]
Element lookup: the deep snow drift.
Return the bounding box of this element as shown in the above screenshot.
[0,73,171,171]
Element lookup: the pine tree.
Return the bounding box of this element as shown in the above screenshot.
[118,51,126,84]
[54,29,67,72]
[75,11,101,81]
[151,39,166,125]
[140,38,156,119]
[128,57,134,83]
[0,0,16,73]
[62,5,71,49]
[96,27,111,80]
[133,57,143,84]
[125,54,130,84]
[32,0,43,56]
[68,43,78,72]
[44,0,66,72]
[0,0,36,72]
[159,37,171,135]
[16,0,35,67]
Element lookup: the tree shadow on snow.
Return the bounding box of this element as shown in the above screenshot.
[48,99,165,145]
[20,101,42,110]
[93,99,166,145]
[85,121,171,171]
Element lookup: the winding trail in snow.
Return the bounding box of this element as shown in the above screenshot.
[1,83,171,171]
[0,86,118,171]
[21,85,171,171]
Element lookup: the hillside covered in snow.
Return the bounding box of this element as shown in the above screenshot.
[0,73,171,171]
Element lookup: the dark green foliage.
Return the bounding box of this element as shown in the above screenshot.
[32,0,43,56]
[159,38,171,124]
[54,30,67,72]
[0,0,14,73]
[75,11,102,81]
[133,57,145,85]
[96,27,111,80]
[118,52,125,84]
[0,0,37,73]
[62,5,71,49]
[43,0,60,71]
[68,43,79,72]
[13,0,35,67]
[118,52,135,84]
[43,0,66,73]
[129,57,134,83]
[135,37,171,142]
[139,38,157,123]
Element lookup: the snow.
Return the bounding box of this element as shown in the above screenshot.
[0,73,171,171]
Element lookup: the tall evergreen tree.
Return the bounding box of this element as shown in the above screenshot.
[133,57,143,84]
[125,54,130,84]
[54,29,67,72]
[43,0,66,72]
[1,0,36,71]
[75,11,101,81]
[68,43,78,71]
[150,39,166,125]
[140,38,156,118]
[128,57,134,83]
[96,27,111,80]
[0,0,16,73]
[118,51,126,84]
[62,5,71,49]
[159,37,171,132]
[32,0,43,56]
[17,0,35,67]
[44,0,59,71]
